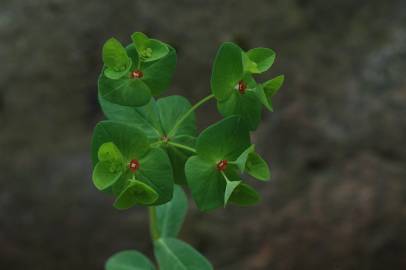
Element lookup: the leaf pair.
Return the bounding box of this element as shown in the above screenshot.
[99,33,176,107]
[91,121,174,209]
[99,95,197,185]
[106,239,212,270]
[211,42,284,130]
[185,116,270,211]
[106,186,213,270]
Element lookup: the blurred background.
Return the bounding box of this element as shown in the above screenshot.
[1,0,406,269]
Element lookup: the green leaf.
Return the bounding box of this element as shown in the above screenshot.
[114,179,159,209]
[156,96,196,137]
[217,90,262,131]
[156,185,188,237]
[92,161,123,191]
[229,183,261,206]
[99,95,196,185]
[106,250,155,270]
[164,135,196,186]
[223,174,241,206]
[91,121,150,166]
[254,84,273,112]
[99,96,163,140]
[102,38,131,72]
[135,148,174,205]
[246,48,276,73]
[154,238,213,270]
[242,52,258,74]
[234,144,256,173]
[131,32,149,53]
[234,145,270,181]
[195,116,250,163]
[141,47,177,95]
[216,73,263,131]
[98,74,152,107]
[211,42,243,101]
[185,156,225,211]
[98,44,176,107]
[104,60,132,80]
[91,121,174,204]
[246,152,270,181]
[263,74,284,97]
[98,142,124,163]
[131,32,170,62]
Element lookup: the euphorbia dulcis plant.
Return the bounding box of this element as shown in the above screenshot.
[91,32,284,270]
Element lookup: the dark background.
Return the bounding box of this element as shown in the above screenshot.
[1,0,406,269]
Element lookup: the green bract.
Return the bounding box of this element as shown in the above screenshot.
[243,47,276,74]
[132,32,170,62]
[91,121,173,208]
[211,42,284,130]
[99,95,196,185]
[99,33,176,107]
[185,116,268,211]
[102,38,133,80]
[92,32,284,270]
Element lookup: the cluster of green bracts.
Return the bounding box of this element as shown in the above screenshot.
[91,32,283,270]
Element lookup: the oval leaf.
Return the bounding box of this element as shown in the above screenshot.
[246,152,270,181]
[185,156,225,211]
[263,74,284,98]
[246,48,276,73]
[92,161,123,191]
[154,238,213,270]
[114,179,159,209]
[217,74,262,131]
[102,38,130,72]
[141,47,177,96]
[229,183,261,206]
[156,185,188,237]
[99,74,152,107]
[99,95,196,185]
[211,42,243,101]
[195,116,250,163]
[106,250,155,270]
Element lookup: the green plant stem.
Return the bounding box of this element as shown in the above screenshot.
[148,207,160,241]
[167,141,197,154]
[168,94,215,137]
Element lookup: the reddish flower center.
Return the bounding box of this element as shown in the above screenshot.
[129,159,140,173]
[237,80,247,94]
[130,70,143,79]
[216,160,228,171]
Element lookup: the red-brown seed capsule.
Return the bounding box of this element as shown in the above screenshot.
[130,70,143,79]
[129,159,140,173]
[216,160,228,171]
[236,80,247,94]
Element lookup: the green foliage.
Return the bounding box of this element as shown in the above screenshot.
[106,250,155,270]
[92,31,284,269]
[156,185,188,238]
[245,47,276,73]
[91,121,173,206]
[132,32,170,62]
[99,35,176,107]
[211,42,284,129]
[154,238,213,270]
[99,95,196,185]
[184,116,267,211]
[102,38,132,80]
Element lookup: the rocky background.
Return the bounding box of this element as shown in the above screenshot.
[1,0,406,269]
